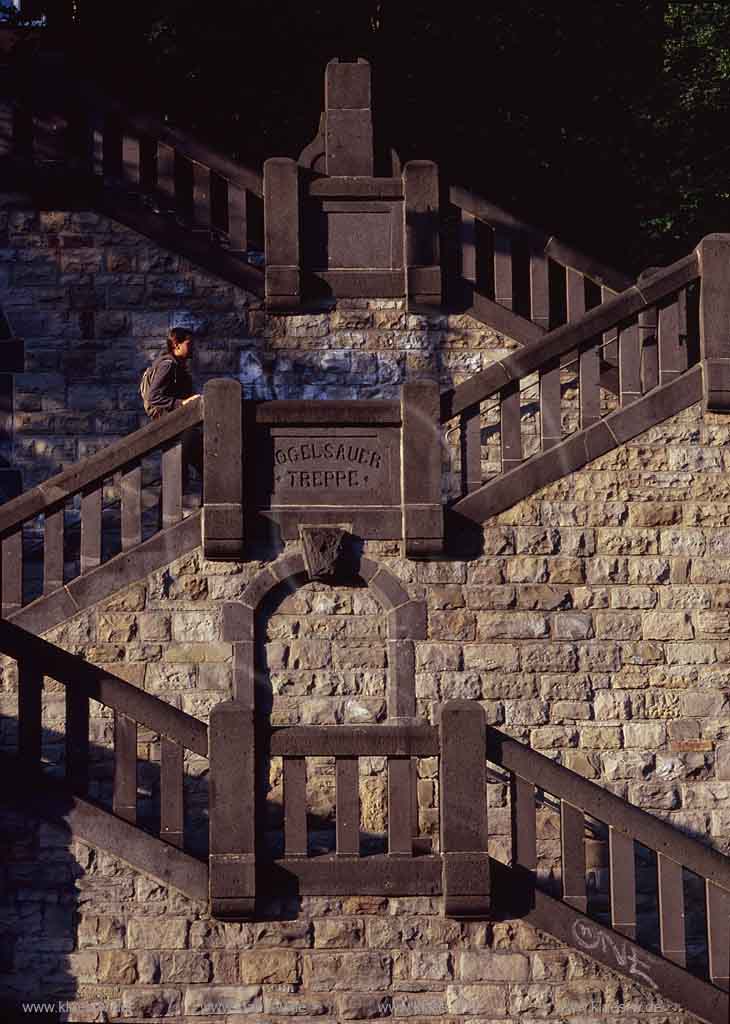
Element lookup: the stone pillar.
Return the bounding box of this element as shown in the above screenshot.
[202,378,244,560]
[400,380,444,558]
[698,234,730,411]
[209,699,255,918]
[403,160,441,308]
[440,700,490,917]
[264,157,301,308]
[324,58,373,177]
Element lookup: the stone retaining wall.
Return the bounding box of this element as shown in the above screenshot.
[0,202,722,1020]
[0,199,514,492]
[0,399,727,1019]
[2,819,688,1023]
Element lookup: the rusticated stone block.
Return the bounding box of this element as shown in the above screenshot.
[171,609,221,642]
[628,782,680,810]
[462,644,520,671]
[183,985,263,1015]
[97,950,138,983]
[594,612,642,640]
[602,750,654,781]
[77,915,125,949]
[314,919,365,949]
[572,586,609,609]
[127,917,189,949]
[610,586,657,609]
[697,611,730,636]
[417,561,466,584]
[447,983,508,1016]
[416,643,462,671]
[716,741,730,780]
[160,951,212,983]
[547,557,586,584]
[459,951,530,982]
[579,725,622,749]
[596,527,659,555]
[121,989,183,1019]
[515,527,561,554]
[623,722,667,748]
[504,699,548,726]
[466,585,517,609]
[239,949,300,983]
[521,644,577,673]
[138,611,171,641]
[562,751,600,778]
[504,556,549,583]
[334,644,386,669]
[288,639,332,669]
[642,610,694,639]
[630,503,685,532]
[302,951,392,991]
[250,920,313,947]
[476,611,549,640]
[552,613,593,640]
[97,612,138,643]
[430,585,465,609]
[189,921,253,949]
[392,991,447,1016]
[429,610,475,641]
[482,525,515,555]
[551,700,592,722]
[515,584,571,610]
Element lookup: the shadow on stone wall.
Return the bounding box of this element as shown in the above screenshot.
[0,701,386,1022]
[0,741,77,1024]
[0,697,720,1022]
[255,569,392,859]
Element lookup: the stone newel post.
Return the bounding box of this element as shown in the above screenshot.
[202,378,244,560]
[697,234,730,411]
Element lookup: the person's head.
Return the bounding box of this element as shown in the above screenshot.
[166,327,193,360]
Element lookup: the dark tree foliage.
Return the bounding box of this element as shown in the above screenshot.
[17,0,730,274]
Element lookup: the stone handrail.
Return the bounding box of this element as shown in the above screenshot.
[488,725,730,891]
[451,185,632,293]
[3,52,265,254]
[448,184,633,347]
[0,617,208,754]
[441,250,699,421]
[0,396,203,617]
[0,396,202,536]
[487,722,730,1007]
[76,78,263,198]
[3,616,207,851]
[441,244,707,520]
[7,45,263,196]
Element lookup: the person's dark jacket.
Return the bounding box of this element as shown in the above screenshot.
[146,353,194,418]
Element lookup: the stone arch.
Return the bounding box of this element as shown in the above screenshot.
[221,550,426,719]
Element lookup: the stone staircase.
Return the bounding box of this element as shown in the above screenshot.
[1,610,729,1023]
[0,41,632,345]
[0,294,726,1019]
[4,42,730,1024]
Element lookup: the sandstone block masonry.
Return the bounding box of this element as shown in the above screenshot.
[0,200,516,492]
[0,400,729,1018]
[0,197,724,1021]
[0,818,693,1023]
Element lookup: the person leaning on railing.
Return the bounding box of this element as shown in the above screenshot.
[144,327,203,497]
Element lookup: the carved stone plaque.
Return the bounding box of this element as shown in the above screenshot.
[254,424,401,540]
[268,427,398,506]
